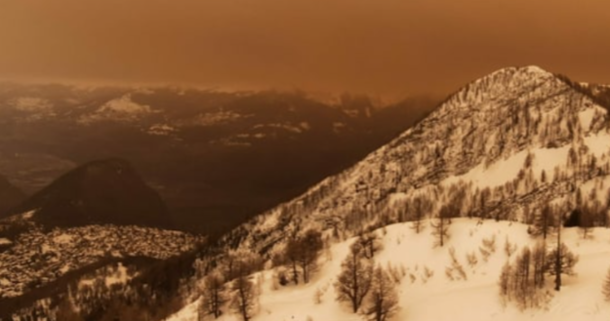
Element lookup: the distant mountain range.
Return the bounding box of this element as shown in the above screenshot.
[0,84,439,233]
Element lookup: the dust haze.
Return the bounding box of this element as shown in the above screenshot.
[1,0,609,97]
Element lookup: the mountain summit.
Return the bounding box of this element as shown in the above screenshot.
[4,158,172,229]
[219,66,610,255]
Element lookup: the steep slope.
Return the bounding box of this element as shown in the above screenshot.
[160,66,610,321]
[219,65,610,258]
[169,220,610,321]
[3,158,172,229]
[0,175,25,215]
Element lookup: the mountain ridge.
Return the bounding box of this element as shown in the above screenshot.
[212,65,610,257]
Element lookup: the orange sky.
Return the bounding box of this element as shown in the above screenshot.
[0,0,609,97]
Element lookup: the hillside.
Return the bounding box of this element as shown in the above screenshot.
[0,158,198,319]
[169,219,610,321]
[3,158,172,229]
[218,66,610,256]
[0,221,202,319]
[6,66,610,321]
[167,66,610,321]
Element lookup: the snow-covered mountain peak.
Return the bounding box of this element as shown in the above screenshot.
[439,65,562,114]
[487,65,553,80]
[216,67,610,259]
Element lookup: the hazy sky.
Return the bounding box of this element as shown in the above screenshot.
[1,0,609,97]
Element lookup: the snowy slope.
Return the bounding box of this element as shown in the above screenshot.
[169,219,610,321]
[168,66,610,321]
[220,66,610,256]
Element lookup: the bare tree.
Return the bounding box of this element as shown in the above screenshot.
[548,220,578,292]
[513,246,533,308]
[578,204,595,239]
[532,242,547,288]
[285,229,324,284]
[334,245,373,313]
[531,204,554,239]
[200,272,227,319]
[499,243,553,310]
[410,197,429,234]
[362,266,399,321]
[431,205,451,247]
[231,265,257,321]
[498,262,512,301]
[285,239,301,285]
[297,229,324,283]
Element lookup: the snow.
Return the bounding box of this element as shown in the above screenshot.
[79,94,153,123]
[99,95,152,114]
[60,264,71,274]
[78,278,95,289]
[105,263,129,287]
[442,151,527,189]
[53,233,73,244]
[253,123,309,134]
[167,219,610,321]
[41,244,52,254]
[193,110,247,126]
[149,124,176,136]
[584,132,610,157]
[441,146,564,190]
[7,96,56,121]
[163,66,610,321]
[579,108,596,132]
[22,210,35,220]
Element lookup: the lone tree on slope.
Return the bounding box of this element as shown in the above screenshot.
[334,243,373,313]
[231,263,258,321]
[431,205,452,247]
[199,272,227,319]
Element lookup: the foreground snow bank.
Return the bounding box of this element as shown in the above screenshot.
[168,219,610,321]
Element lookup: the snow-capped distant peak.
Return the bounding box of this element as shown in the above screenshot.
[78,94,154,124]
